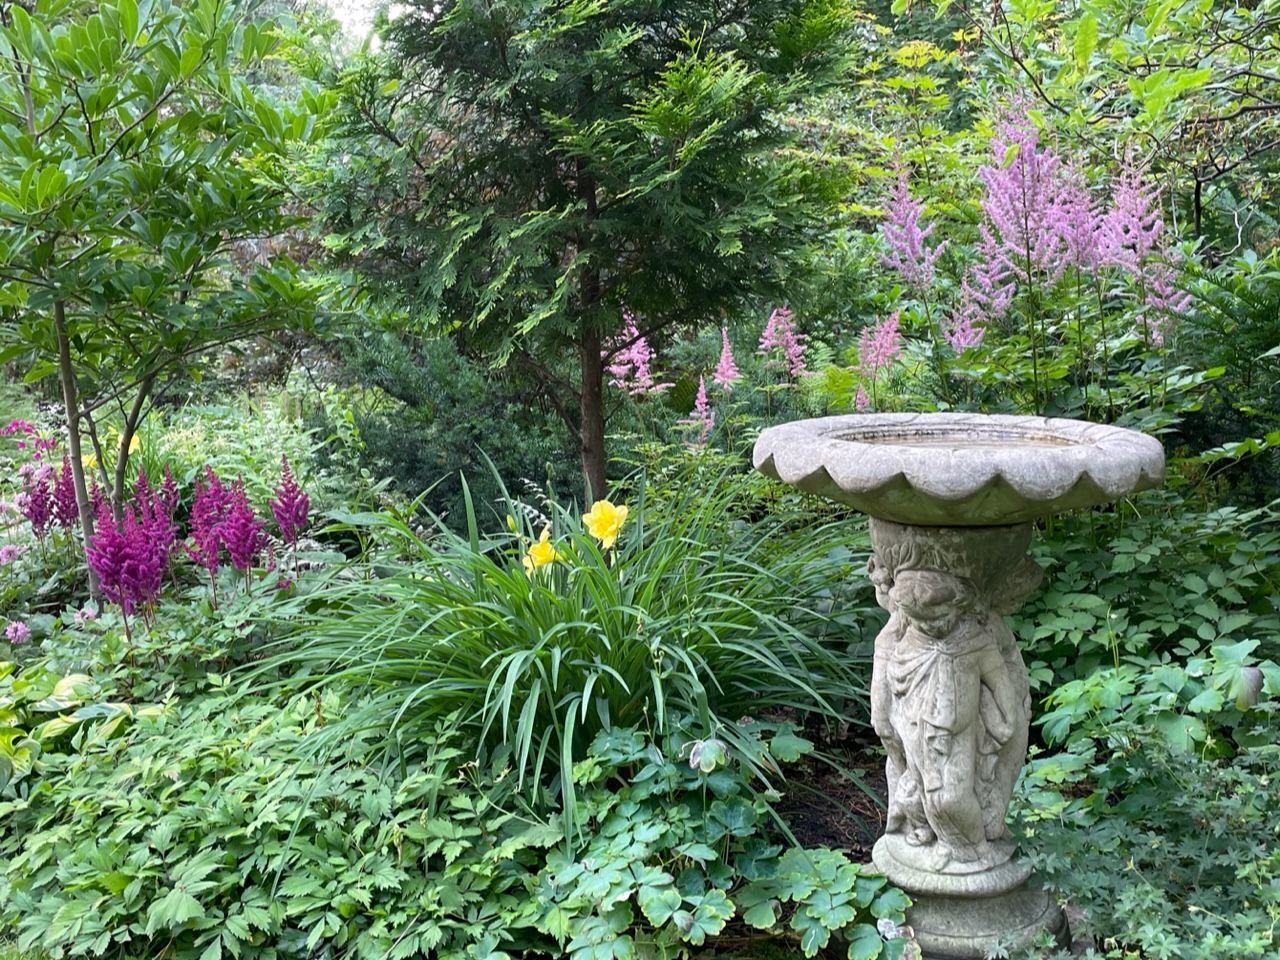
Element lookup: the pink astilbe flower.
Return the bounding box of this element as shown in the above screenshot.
[1097,158,1163,273]
[604,310,673,395]
[855,384,870,411]
[943,281,988,354]
[135,469,177,566]
[1137,245,1193,345]
[52,453,79,528]
[758,306,806,377]
[271,456,311,550]
[679,376,716,446]
[1050,165,1103,272]
[158,465,180,520]
[221,477,268,573]
[882,172,946,295]
[712,327,741,390]
[857,312,904,377]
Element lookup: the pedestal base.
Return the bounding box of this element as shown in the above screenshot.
[874,837,1068,959]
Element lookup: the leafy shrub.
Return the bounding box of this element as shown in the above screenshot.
[1012,724,1280,959]
[1010,495,1280,690]
[257,471,871,821]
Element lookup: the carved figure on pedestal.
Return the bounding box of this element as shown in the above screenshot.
[868,524,1042,874]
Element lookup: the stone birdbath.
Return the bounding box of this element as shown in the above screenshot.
[753,413,1164,959]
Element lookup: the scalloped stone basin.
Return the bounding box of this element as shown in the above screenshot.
[753,412,1165,525]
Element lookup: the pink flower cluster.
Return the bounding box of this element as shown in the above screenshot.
[712,328,741,390]
[85,470,177,626]
[758,306,807,377]
[855,313,904,409]
[679,376,716,446]
[5,621,29,645]
[882,172,947,295]
[604,310,672,395]
[3,420,59,461]
[966,114,1189,344]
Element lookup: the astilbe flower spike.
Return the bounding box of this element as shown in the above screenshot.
[712,327,741,390]
[758,306,806,377]
[882,171,946,295]
[604,310,672,395]
[855,313,904,409]
[86,498,164,637]
[53,453,79,528]
[18,462,54,540]
[221,476,268,580]
[679,376,716,446]
[186,465,230,579]
[943,281,987,354]
[271,456,310,548]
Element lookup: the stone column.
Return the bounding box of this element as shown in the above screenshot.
[866,517,1068,959]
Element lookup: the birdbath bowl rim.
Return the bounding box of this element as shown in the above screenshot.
[752,412,1165,526]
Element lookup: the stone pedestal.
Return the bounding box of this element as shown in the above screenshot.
[751,413,1166,958]
[866,518,1066,958]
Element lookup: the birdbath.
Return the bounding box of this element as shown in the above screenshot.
[753,413,1164,959]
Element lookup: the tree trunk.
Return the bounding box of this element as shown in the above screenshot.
[579,328,607,506]
[54,300,100,598]
[111,373,154,521]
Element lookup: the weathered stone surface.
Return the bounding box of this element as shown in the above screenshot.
[752,413,1164,525]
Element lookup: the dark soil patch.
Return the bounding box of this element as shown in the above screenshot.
[775,741,888,861]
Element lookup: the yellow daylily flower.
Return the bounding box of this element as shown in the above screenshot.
[583,500,628,550]
[522,527,560,574]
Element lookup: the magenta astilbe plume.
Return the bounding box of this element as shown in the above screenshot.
[86,499,163,623]
[882,172,946,294]
[857,312,904,377]
[186,465,231,576]
[712,327,741,390]
[271,456,310,547]
[222,477,268,572]
[52,453,78,528]
[158,465,180,521]
[19,462,54,539]
[135,469,176,560]
[757,306,806,377]
[1138,246,1193,345]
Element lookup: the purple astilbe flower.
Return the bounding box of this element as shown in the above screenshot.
[221,477,268,575]
[19,462,54,539]
[89,477,106,519]
[857,312,904,376]
[5,621,29,645]
[943,280,988,354]
[1097,157,1163,273]
[712,327,741,390]
[185,465,231,578]
[158,465,180,520]
[86,499,163,635]
[882,171,946,295]
[135,469,177,566]
[678,376,716,446]
[604,310,673,395]
[52,453,79,528]
[855,384,870,411]
[271,456,310,548]
[757,306,806,377]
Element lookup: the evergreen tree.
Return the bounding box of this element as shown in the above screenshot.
[315,0,856,501]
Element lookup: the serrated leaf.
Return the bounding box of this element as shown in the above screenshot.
[742,900,777,929]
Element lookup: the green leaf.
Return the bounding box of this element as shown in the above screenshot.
[1074,12,1097,72]
[846,923,883,960]
[144,887,207,934]
[770,729,814,763]
[741,900,777,929]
